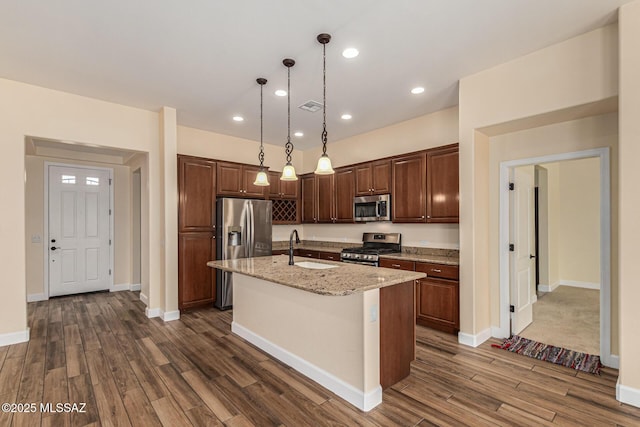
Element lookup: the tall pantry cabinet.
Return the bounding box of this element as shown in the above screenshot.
[178,156,217,310]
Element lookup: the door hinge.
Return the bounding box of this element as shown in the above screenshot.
[510,305,515,313]
[109,239,112,245]
[509,243,515,252]
[508,182,514,191]
[109,209,112,215]
[109,269,112,275]
[109,178,112,185]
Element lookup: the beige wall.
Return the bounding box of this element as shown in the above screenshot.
[24,155,132,297]
[126,153,150,303]
[0,77,161,336]
[459,23,618,341]
[618,0,640,392]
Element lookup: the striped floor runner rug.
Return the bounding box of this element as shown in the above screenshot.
[492,335,602,374]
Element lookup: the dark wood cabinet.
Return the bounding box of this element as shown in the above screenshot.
[216,161,265,198]
[318,251,340,261]
[296,249,320,258]
[392,152,427,223]
[267,171,299,199]
[301,174,317,223]
[334,167,355,223]
[316,174,335,223]
[415,262,459,334]
[355,160,391,196]
[178,232,216,310]
[178,156,216,232]
[426,144,459,223]
[379,258,415,271]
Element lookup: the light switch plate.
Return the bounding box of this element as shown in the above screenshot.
[31,234,41,243]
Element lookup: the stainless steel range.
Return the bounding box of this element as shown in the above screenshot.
[340,233,401,266]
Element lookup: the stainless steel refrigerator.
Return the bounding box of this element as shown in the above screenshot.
[215,198,272,310]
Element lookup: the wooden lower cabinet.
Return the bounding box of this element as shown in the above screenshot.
[415,262,459,334]
[295,249,320,259]
[318,251,340,261]
[178,232,216,310]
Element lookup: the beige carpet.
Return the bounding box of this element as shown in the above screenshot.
[519,285,599,355]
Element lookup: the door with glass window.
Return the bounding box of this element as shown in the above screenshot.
[48,165,111,296]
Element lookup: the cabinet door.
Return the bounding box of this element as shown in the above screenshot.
[334,168,355,223]
[280,178,299,199]
[178,232,216,310]
[416,277,459,334]
[371,160,392,194]
[178,156,216,232]
[318,251,340,262]
[301,174,317,223]
[426,144,459,223]
[216,162,243,196]
[267,171,281,198]
[316,174,335,223]
[242,165,266,198]
[355,164,373,196]
[392,153,426,223]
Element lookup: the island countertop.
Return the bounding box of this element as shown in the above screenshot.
[207,255,426,296]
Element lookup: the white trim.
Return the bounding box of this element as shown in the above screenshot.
[498,148,612,365]
[44,162,114,299]
[162,310,180,322]
[139,292,149,306]
[145,307,162,318]
[130,283,141,291]
[491,326,509,339]
[558,280,600,290]
[617,379,640,409]
[110,283,142,292]
[607,354,620,369]
[0,328,30,346]
[232,321,382,412]
[27,293,48,302]
[538,282,560,293]
[458,328,492,348]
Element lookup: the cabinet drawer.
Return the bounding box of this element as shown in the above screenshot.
[379,258,415,271]
[415,262,458,280]
[318,251,340,261]
[296,249,319,258]
[272,250,288,256]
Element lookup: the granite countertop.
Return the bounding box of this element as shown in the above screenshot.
[207,255,426,296]
[378,252,459,266]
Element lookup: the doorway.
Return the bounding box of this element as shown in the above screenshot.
[132,168,142,287]
[498,148,614,367]
[45,163,113,297]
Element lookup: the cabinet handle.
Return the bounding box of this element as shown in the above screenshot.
[431,268,442,273]
[427,215,431,219]
[392,264,401,268]
[421,215,425,219]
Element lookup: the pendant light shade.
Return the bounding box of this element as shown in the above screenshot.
[314,33,335,175]
[253,77,270,186]
[280,58,298,181]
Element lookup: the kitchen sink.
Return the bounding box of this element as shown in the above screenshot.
[295,261,338,270]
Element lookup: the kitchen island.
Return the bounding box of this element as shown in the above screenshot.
[207,255,426,411]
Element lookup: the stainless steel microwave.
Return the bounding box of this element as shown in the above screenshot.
[354,194,391,222]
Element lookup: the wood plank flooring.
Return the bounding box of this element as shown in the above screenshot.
[1,291,639,426]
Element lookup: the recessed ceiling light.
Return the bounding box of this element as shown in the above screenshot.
[341,114,352,120]
[411,87,425,94]
[342,48,359,59]
[232,116,244,122]
[275,89,287,97]
[294,131,304,137]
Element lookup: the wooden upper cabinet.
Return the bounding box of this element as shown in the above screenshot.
[334,167,355,223]
[426,144,459,223]
[392,152,427,223]
[355,160,391,196]
[216,161,264,198]
[267,171,299,199]
[316,174,335,223]
[178,156,216,232]
[301,174,317,223]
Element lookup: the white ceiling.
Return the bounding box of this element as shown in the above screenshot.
[0,1,630,150]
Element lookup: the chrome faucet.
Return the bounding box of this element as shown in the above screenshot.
[289,229,300,265]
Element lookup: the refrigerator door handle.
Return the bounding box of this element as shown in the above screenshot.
[248,202,255,258]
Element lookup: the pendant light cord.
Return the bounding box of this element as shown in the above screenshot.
[258,81,265,168]
[321,41,328,156]
[285,64,293,164]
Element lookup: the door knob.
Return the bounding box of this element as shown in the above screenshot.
[51,246,60,251]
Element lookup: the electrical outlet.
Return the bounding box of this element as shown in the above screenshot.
[369,305,378,322]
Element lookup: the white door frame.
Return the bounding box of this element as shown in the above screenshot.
[43,162,114,299]
[498,148,615,367]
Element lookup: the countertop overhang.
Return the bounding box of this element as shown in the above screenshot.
[207,255,426,296]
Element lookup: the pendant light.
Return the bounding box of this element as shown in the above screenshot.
[253,78,270,186]
[314,33,335,175]
[280,58,298,181]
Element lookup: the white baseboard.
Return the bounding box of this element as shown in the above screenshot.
[458,328,492,348]
[111,283,130,292]
[139,292,148,306]
[491,326,510,339]
[27,293,47,302]
[617,379,640,408]
[0,328,30,347]
[232,321,382,411]
[162,310,180,322]
[602,354,620,369]
[130,283,141,291]
[532,294,538,304]
[559,280,600,290]
[145,307,162,318]
[538,282,560,292]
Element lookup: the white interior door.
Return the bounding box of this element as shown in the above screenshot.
[510,166,535,334]
[49,165,111,296]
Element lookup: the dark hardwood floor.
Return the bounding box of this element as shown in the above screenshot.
[1,290,639,426]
